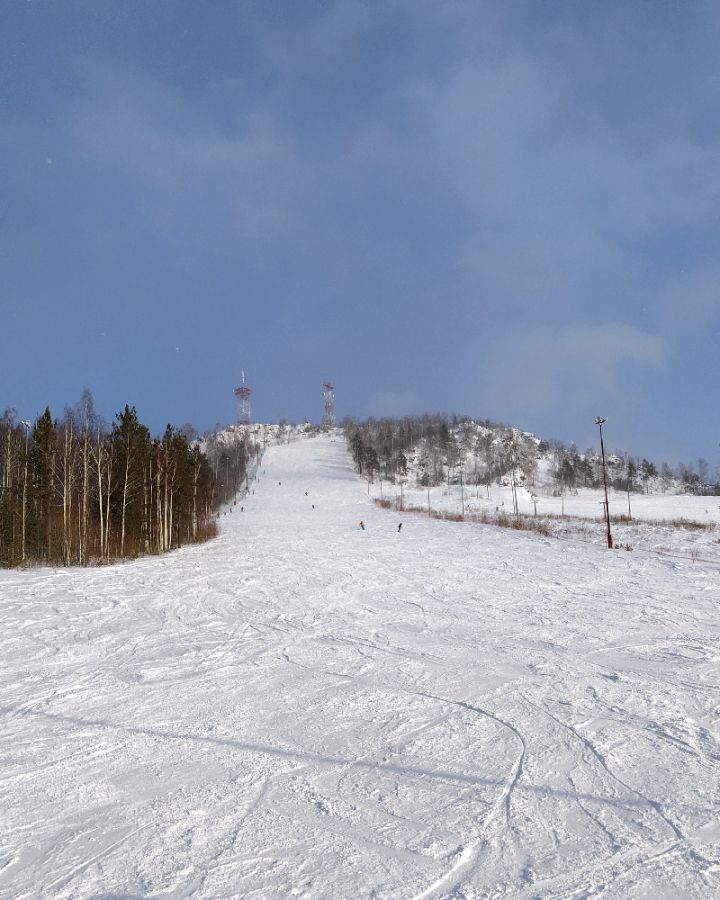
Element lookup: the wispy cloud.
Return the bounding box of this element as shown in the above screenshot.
[73,69,305,241]
[369,48,720,330]
[2,1,718,456]
[472,323,666,419]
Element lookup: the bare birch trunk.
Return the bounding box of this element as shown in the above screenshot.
[192,460,200,540]
[62,418,73,565]
[120,451,130,557]
[94,426,105,562]
[156,465,163,552]
[104,446,113,561]
[81,429,89,564]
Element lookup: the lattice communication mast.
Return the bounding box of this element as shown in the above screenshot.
[322,381,335,427]
[234,371,252,426]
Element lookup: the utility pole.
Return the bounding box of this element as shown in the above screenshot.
[595,416,613,549]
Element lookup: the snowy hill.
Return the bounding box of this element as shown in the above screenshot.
[345,415,720,499]
[2,434,719,897]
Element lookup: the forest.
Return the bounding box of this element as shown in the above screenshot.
[343,414,720,496]
[0,391,254,568]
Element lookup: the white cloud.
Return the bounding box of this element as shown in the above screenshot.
[74,73,304,240]
[471,323,666,418]
[361,43,720,326]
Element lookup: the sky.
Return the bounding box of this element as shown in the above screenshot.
[1,0,719,465]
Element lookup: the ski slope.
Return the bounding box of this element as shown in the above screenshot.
[2,434,719,899]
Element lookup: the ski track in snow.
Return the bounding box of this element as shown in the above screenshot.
[1,434,719,899]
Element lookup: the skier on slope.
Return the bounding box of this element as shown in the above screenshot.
[359,520,365,530]
[397,523,402,533]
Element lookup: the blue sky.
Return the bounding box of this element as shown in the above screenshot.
[1,1,719,464]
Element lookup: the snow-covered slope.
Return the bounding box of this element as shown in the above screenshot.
[2,434,719,898]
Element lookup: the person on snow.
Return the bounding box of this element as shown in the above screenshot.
[397,522,402,532]
[359,520,365,530]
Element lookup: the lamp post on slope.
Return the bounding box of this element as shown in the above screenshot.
[595,416,613,549]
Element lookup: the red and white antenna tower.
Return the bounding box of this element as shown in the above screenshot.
[322,381,335,427]
[234,371,252,425]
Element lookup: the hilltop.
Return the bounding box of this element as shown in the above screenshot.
[343,414,720,499]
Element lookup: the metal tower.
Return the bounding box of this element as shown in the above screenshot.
[322,381,335,427]
[234,371,252,425]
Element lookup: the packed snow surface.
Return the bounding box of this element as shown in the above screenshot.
[2,434,719,899]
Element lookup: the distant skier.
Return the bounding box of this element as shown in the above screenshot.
[305,491,308,496]
[312,504,315,509]
[241,506,244,512]
[397,522,402,533]
[359,520,365,531]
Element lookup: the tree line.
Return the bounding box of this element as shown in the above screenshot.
[549,442,719,496]
[0,391,255,568]
[343,415,720,496]
[345,415,539,489]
